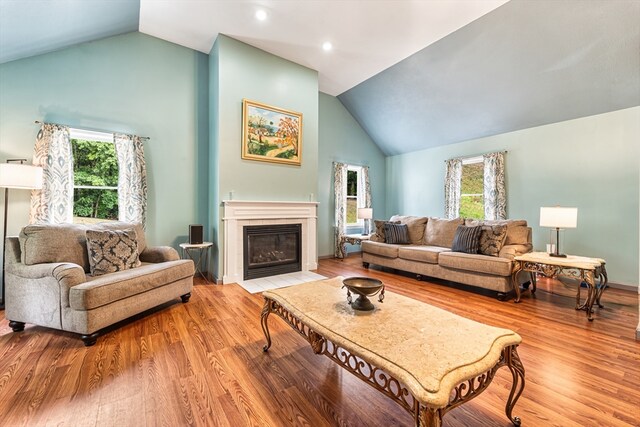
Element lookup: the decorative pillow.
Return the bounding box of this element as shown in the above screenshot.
[86,229,141,276]
[370,219,400,242]
[479,225,508,257]
[383,223,410,244]
[451,225,483,254]
[389,215,429,244]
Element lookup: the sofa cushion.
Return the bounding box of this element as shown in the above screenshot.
[479,225,508,257]
[361,240,399,258]
[465,219,529,245]
[86,229,141,276]
[370,219,400,243]
[398,246,451,264]
[384,223,410,244]
[19,221,147,273]
[438,252,512,276]
[389,215,428,245]
[69,260,194,310]
[451,225,482,254]
[423,217,464,248]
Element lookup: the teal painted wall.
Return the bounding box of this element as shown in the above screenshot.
[0,32,209,251]
[208,40,220,279]
[211,35,319,278]
[318,93,386,256]
[386,107,640,286]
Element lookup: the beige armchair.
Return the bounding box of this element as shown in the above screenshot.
[4,222,194,346]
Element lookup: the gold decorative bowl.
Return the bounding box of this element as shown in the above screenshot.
[342,277,385,311]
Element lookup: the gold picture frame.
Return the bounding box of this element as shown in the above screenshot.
[241,99,303,166]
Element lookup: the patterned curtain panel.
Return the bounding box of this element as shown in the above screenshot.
[359,166,372,232]
[483,152,507,220]
[30,123,73,224]
[333,162,348,258]
[444,158,462,219]
[114,134,147,226]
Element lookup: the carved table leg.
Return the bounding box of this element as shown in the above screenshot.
[511,262,523,303]
[529,272,537,294]
[584,271,596,321]
[594,266,608,308]
[261,299,273,352]
[418,407,443,427]
[504,345,525,426]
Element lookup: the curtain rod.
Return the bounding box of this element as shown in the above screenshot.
[444,150,507,163]
[34,121,150,140]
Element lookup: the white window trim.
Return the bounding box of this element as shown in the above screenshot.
[70,128,119,223]
[346,164,364,229]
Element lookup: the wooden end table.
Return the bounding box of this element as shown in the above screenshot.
[338,233,370,259]
[512,252,607,321]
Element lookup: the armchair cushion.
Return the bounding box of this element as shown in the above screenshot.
[69,260,194,310]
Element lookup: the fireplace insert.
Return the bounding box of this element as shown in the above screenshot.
[243,223,301,280]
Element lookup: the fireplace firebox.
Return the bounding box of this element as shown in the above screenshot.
[243,224,302,280]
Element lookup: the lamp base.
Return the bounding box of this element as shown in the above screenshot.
[549,253,567,258]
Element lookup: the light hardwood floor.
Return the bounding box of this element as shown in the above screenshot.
[0,256,639,426]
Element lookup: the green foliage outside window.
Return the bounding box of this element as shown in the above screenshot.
[346,170,358,224]
[460,162,484,219]
[72,139,119,221]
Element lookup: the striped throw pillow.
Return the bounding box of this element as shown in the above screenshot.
[384,223,410,244]
[451,225,482,254]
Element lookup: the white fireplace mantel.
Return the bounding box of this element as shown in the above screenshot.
[222,200,318,284]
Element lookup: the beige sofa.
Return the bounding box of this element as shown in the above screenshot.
[4,222,194,346]
[361,216,533,300]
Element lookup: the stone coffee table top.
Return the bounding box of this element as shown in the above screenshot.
[263,276,522,407]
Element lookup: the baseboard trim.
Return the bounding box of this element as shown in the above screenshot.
[607,282,639,292]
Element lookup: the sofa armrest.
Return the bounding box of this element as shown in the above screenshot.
[6,261,85,284]
[139,246,180,263]
[499,243,533,260]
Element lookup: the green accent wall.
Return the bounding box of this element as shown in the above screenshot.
[0,32,209,250]
[386,107,640,286]
[209,35,319,279]
[318,93,387,256]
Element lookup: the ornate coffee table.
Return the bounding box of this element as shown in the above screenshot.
[512,252,608,321]
[261,277,525,427]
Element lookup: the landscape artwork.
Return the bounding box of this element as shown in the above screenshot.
[242,99,303,166]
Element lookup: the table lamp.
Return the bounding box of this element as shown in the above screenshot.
[539,206,577,258]
[357,208,373,235]
[0,159,43,309]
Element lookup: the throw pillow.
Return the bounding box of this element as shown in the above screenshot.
[86,229,141,276]
[424,217,464,248]
[370,219,400,242]
[479,225,508,257]
[389,215,429,244]
[451,225,482,254]
[383,223,410,244]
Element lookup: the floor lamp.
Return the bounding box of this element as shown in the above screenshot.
[0,159,43,310]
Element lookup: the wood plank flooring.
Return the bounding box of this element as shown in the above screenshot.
[0,256,639,426]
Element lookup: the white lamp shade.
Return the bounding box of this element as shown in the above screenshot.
[357,208,373,220]
[0,163,43,190]
[540,207,578,229]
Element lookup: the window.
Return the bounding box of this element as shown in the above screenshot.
[70,129,119,224]
[459,156,484,219]
[346,165,363,226]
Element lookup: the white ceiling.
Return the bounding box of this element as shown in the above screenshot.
[139,0,508,96]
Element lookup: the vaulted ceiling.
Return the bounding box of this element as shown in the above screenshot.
[1,0,638,155]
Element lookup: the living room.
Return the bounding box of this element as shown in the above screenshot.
[0,0,639,426]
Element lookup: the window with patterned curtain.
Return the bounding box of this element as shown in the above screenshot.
[334,162,371,258]
[445,151,506,220]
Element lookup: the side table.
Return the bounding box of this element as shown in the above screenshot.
[338,234,370,260]
[179,242,213,283]
[512,252,607,321]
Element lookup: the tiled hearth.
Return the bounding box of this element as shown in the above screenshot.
[222,200,318,284]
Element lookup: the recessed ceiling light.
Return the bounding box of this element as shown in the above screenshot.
[255,10,267,21]
[322,42,333,51]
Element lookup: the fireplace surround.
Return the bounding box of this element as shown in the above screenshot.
[243,223,301,280]
[222,200,318,284]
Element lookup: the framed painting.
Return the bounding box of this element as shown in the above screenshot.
[242,99,303,166]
